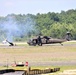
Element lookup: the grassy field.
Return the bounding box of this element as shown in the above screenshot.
[0,40,76,74]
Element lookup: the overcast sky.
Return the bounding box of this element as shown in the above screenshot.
[0,0,76,16]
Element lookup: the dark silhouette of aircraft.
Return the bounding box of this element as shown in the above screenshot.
[6,40,15,46]
[27,32,72,46]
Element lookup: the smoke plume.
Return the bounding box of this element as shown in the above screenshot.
[0,15,36,42]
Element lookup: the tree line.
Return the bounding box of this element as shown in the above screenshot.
[0,9,76,41]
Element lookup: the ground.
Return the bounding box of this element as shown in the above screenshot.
[0,41,76,75]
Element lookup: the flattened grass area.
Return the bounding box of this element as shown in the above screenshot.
[0,40,76,72]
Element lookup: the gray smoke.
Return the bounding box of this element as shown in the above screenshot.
[0,15,36,42]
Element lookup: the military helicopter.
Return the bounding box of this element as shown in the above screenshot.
[27,32,72,46]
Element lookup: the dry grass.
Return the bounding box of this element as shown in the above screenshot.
[0,41,76,74]
[0,41,76,65]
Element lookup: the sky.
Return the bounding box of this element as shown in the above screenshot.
[0,0,76,16]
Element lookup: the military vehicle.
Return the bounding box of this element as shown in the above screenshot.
[27,32,72,46]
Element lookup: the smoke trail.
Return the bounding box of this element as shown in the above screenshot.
[0,15,36,42]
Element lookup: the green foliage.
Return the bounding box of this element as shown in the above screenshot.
[35,9,76,39]
[0,9,76,41]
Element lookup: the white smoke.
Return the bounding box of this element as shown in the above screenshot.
[0,15,36,42]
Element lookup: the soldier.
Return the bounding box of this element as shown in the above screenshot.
[66,31,72,41]
[37,35,42,46]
